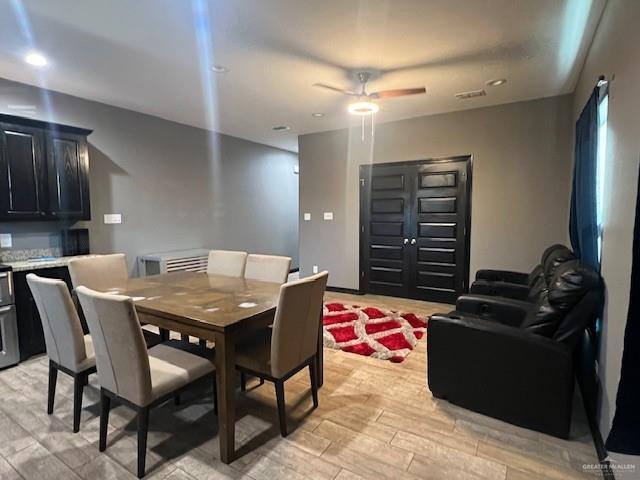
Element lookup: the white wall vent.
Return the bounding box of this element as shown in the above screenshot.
[137,248,210,276]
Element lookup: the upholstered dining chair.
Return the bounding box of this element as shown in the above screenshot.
[206,250,248,277]
[76,286,217,478]
[68,254,166,346]
[235,271,328,437]
[26,274,97,433]
[244,254,292,284]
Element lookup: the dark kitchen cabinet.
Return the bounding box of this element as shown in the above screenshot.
[0,114,92,221]
[0,123,47,219]
[47,131,90,219]
[13,266,74,361]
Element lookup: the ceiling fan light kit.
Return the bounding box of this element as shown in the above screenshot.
[313,70,426,116]
[348,101,379,116]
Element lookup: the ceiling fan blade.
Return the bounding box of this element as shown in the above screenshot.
[312,83,358,96]
[369,87,426,99]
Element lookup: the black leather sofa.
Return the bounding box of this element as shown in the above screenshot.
[427,260,603,438]
[470,245,574,301]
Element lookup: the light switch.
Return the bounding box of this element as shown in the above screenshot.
[303,213,311,221]
[0,233,12,248]
[323,212,333,220]
[293,165,300,174]
[312,265,319,274]
[104,213,122,224]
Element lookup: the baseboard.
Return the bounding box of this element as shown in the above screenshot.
[326,286,363,295]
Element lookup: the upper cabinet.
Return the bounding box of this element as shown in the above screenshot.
[0,114,92,221]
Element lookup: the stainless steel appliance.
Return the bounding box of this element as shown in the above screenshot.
[0,265,19,369]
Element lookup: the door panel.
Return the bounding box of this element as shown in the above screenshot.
[361,164,412,298]
[410,160,470,303]
[47,132,90,219]
[0,124,46,219]
[361,157,471,304]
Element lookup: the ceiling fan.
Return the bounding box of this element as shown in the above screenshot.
[313,71,426,115]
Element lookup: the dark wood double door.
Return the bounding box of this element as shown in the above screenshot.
[360,157,472,304]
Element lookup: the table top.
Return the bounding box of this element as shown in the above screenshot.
[104,271,281,332]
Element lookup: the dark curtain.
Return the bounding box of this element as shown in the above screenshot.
[570,87,603,456]
[570,87,600,271]
[606,169,640,454]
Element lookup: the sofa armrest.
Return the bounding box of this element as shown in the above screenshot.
[455,295,530,327]
[427,313,574,438]
[475,269,529,284]
[469,280,531,301]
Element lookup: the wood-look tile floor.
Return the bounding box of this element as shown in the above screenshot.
[0,292,600,480]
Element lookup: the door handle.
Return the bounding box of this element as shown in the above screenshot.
[410,239,416,245]
[403,238,409,245]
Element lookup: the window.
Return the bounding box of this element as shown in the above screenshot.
[596,90,608,260]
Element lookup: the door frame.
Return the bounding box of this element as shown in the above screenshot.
[359,155,473,296]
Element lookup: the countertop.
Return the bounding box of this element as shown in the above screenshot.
[2,255,99,272]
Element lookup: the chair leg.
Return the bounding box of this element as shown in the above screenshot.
[199,339,207,348]
[47,361,58,415]
[137,407,150,479]
[240,371,247,392]
[180,333,189,342]
[99,390,111,452]
[159,328,170,342]
[309,359,319,409]
[73,373,85,433]
[274,380,287,437]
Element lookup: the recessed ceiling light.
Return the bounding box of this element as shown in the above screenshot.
[211,65,229,73]
[24,51,48,67]
[272,125,290,132]
[486,78,507,87]
[311,112,325,118]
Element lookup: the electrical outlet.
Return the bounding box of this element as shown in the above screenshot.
[0,233,12,248]
[303,213,311,221]
[104,213,122,224]
[312,265,319,274]
[323,212,333,220]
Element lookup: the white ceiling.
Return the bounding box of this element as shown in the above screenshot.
[0,0,605,152]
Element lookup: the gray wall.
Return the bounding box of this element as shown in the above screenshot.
[572,0,640,459]
[0,78,299,272]
[299,95,574,289]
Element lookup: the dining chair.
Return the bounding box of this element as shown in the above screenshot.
[68,254,166,345]
[26,274,97,433]
[68,253,129,290]
[244,254,292,284]
[76,286,217,478]
[235,271,328,437]
[206,250,248,277]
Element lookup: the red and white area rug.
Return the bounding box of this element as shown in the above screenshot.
[323,303,428,363]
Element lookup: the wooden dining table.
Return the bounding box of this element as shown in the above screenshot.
[98,270,323,464]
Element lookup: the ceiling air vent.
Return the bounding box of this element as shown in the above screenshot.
[455,89,486,100]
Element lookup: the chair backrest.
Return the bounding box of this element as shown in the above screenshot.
[543,247,575,284]
[68,254,129,291]
[270,271,328,378]
[76,286,153,406]
[244,254,292,284]
[206,250,248,277]
[521,260,602,348]
[26,274,88,372]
